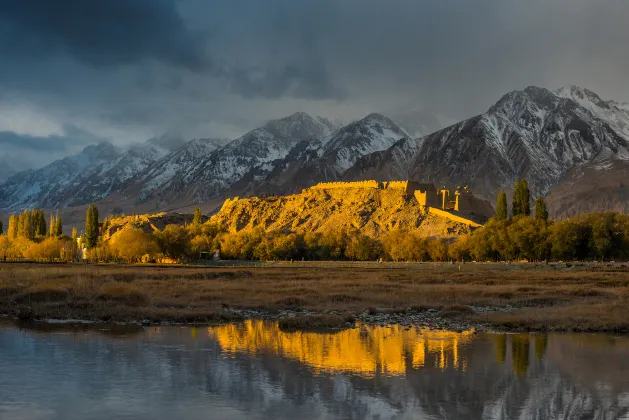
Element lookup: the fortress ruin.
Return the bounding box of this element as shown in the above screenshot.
[304,180,494,225]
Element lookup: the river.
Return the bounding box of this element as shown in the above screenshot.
[1,319,628,419]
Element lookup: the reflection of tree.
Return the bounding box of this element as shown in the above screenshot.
[494,334,507,365]
[511,335,530,376]
[534,334,548,361]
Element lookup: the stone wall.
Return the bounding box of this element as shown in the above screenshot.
[428,207,482,228]
[309,180,380,190]
[383,180,409,192]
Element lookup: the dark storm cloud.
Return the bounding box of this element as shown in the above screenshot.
[1,0,629,170]
[0,0,207,70]
[0,0,341,101]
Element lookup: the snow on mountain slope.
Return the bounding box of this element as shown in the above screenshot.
[344,86,629,209]
[321,113,408,173]
[555,85,629,140]
[132,112,338,204]
[247,113,408,195]
[0,139,176,211]
[132,138,230,201]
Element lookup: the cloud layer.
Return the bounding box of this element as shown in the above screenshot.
[1,0,628,168]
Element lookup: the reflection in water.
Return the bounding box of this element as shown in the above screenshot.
[512,334,530,376]
[495,334,507,365]
[208,320,474,377]
[535,334,548,361]
[2,318,629,419]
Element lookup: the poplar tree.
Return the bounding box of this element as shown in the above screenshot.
[49,214,56,237]
[7,215,17,239]
[102,217,110,234]
[521,179,531,216]
[535,196,549,222]
[0,219,3,235]
[85,205,99,249]
[54,216,63,236]
[192,207,203,226]
[39,210,47,236]
[495,190,508,221]
[71,227,78,241]
[20,210,33,239]
[512,180,522,217]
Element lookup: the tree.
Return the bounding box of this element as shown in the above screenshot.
[0,219,3,235]
[154,224,191,260]
[7,215,17,239]
[496,190,508,221]
[449,236,471,262]
[54,216,63,236]
[110,229,158,263]
[512,179,531,217]
[512,180,522,217]
[71,227,78,241]
[24,237,62,262]
[520,179,531,216]
[20,210,33,240]
[85,205,99,249]
[36,210,47,237]
[427,239,449,262]
[192,207,203,227]
[102,217,110,234]
[345,231,382,261]
[534,196,549,222]
[49,214,55,237]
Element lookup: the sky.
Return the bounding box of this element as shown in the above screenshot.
[1,0,628,170]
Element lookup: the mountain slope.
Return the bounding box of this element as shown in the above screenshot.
[249,113,407,195]
[0,138,179,211]
[131,138,230,202]
[344,86,629,216]
[131,112,338,206]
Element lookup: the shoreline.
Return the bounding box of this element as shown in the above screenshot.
[3,304,627,334]
[1,262,628,334]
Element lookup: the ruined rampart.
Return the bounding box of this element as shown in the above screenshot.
[428,207,482,228]
[308,180,380,190]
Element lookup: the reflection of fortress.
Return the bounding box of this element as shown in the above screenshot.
[208,320,475,378]
[307,180,494,225]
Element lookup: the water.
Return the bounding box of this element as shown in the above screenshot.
[1,319,629,420]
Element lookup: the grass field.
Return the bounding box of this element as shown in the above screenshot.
[1,261,628,332]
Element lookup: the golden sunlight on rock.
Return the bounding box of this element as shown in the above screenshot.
[208,320,475,378]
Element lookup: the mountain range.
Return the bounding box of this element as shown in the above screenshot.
[1,85,628,220]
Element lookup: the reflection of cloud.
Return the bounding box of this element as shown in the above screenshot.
[208,320,474,378]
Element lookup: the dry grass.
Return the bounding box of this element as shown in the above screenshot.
[98,282,150,307]
[0,262,628,331]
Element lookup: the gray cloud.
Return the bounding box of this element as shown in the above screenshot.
[1,0,629,169]
[0,124,107,170]
[0,0,207,70]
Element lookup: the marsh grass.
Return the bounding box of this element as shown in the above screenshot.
[98,282,150,307]
[0,262,628,331]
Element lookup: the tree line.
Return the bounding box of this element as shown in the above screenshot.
[3,183,629,263]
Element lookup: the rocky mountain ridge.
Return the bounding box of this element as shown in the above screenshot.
[2,85,629,220]
[343,86,629,218]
